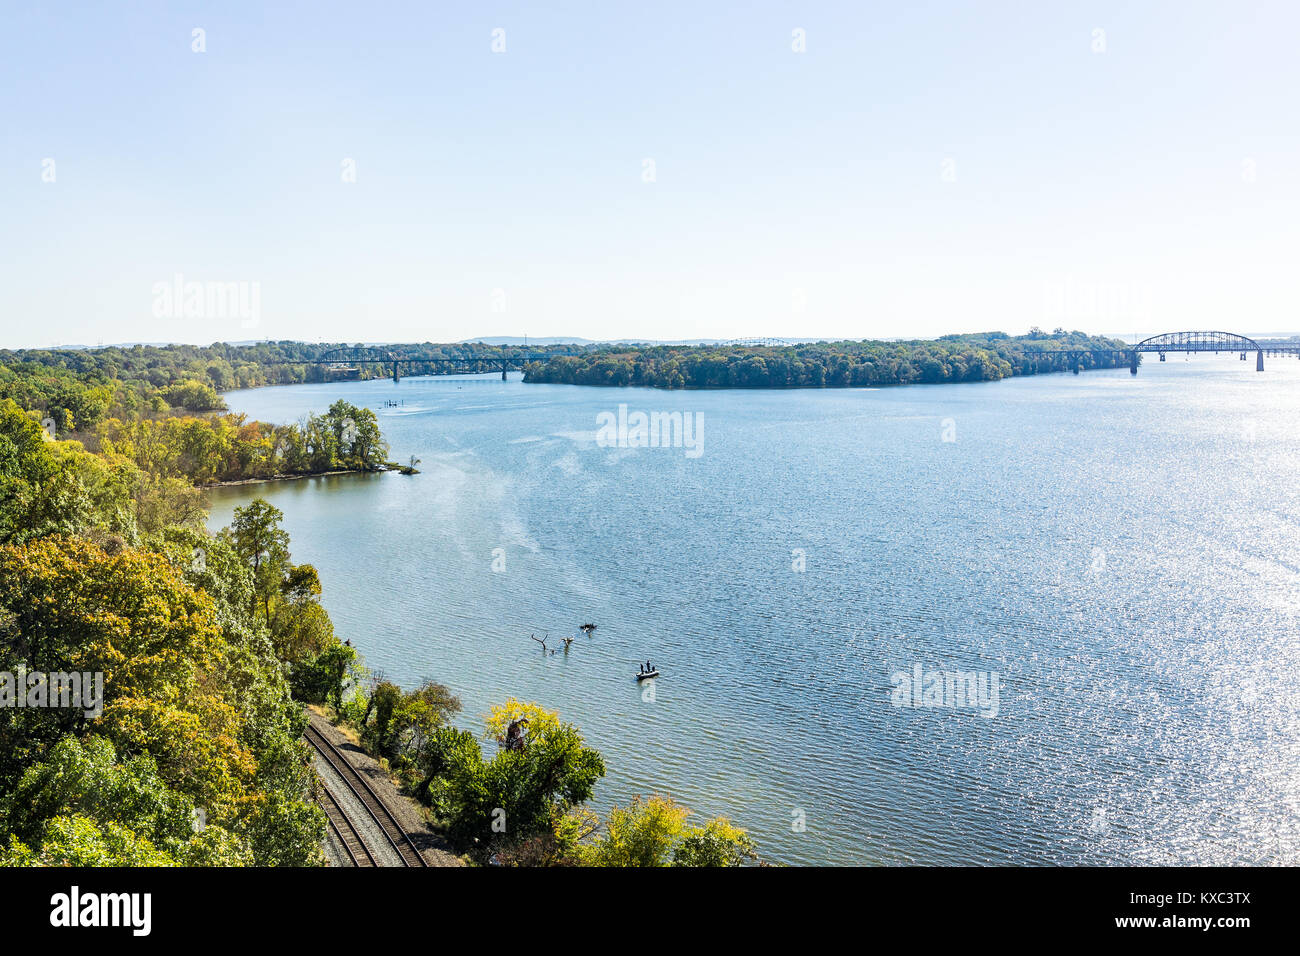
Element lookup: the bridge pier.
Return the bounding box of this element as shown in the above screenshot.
[392,361,400,383]
[1129,351,1138,375]
[502,363,508,381]
[1159,352,1166,362]
[1071,354,1080,374]
[1257,350,1264,371]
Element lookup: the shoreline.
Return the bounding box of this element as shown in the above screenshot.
[205,466,396,488]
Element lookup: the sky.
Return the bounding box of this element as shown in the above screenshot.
[2,1,1297,348]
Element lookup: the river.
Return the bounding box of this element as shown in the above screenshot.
[207,357,1300,865]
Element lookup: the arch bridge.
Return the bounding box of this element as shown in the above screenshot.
[1135,331,1271,370]
[1027,330,1300,376]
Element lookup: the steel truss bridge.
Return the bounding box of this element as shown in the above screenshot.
[1025,330,1300,375]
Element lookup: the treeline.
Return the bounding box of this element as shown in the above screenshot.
[0,340,584,415]
[0,360,223,435]
[523,330,1132,389]
[1,357,390,484]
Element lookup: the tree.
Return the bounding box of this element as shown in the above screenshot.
[580,795,690,867]
[0,348,375,869]
[0,399,93,545]
[270,564,336,663]
[672,816,759,867]
[1,813,177,867]
[325,400,387,470]
[358,678,461,766]
[580,795,760,867]
[359,680,403,755]
[290,642,357,710]
[159,379,225,411]
[427,699,606,862]
[414,725,480,804]
[0,537,325,866]
[229,499,290,619]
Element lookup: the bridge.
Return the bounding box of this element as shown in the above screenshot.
[1027,330,1300,376]
[264,346,583,382]
[720,337,796,347]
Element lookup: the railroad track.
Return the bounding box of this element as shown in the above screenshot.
[305,723,429,867]
[318,783,378,867]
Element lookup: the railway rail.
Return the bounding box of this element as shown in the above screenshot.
[305,723,429,867]
[317,782,378,867]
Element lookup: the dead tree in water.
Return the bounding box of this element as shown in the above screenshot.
[503,717,529,751]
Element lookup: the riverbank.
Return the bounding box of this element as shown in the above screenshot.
[520,332,1133,389]
[206,464,406,488]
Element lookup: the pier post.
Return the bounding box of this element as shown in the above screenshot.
[1257,349,1264,371]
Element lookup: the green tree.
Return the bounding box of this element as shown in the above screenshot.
[160,379,225,411]
[0,399,93,545]
[230,499,291,620]
[672,816,759,867]
[426,699,605,862]
[580,794,689,867]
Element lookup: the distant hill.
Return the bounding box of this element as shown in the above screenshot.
[456,335,837,346]
[458,336,596,346]
[603,337,827,347]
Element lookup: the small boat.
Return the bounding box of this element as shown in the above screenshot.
[636,669,659,680]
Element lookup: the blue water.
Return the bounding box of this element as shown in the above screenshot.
[207,357,1300,865]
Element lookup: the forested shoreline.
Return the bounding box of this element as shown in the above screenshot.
[522,330,1133,389]
[0,348,762,867]
[0,397,346,865]
[0,340,579,397]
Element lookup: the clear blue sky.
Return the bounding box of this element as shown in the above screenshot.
[2,1,1297,348]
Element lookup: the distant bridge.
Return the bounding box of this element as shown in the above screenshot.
[720,337,795,347]
[1027,330,1300,376]
[263,346,583,382]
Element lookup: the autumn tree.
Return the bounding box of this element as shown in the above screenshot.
[579,795,759,867]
